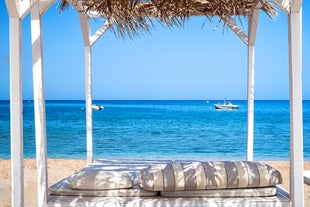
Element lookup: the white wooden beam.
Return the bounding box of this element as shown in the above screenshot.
[246,1,261,161]
[288,7,304,207]
[290,0,302,13]
[19,0,54,19]
[85,45,93,164]
[223,17,248,45]
[20,0,38,19]
[5,0,19,17]
[31,4,49,207]
[90,20,110,46]
[248,4,261,46]
[274,0,291,14]
[78,12,91,46]
[66,0,84,11]
[78,12,93,163]
[5,0,38,205]
[246,44,255,161]
[247,43,255,161]
[9,16,24,207]
[79,13,111,164]
[39,0,55,15]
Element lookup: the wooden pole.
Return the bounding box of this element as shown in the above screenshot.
[6,1,24,203]
[9,16,24,207]
[31,5,48,206]
[246,5,260,161]
[85,45,93,163]
[247,44,255,161]
[79,13,93,163]
[288,7,304,207]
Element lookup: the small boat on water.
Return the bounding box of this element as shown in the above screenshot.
[214,99,238,110]
[92,104,104,110]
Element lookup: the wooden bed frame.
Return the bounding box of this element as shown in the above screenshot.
[47,159,291,207]
[5,0,304,206]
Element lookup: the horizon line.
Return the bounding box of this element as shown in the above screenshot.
[1,99,309,101]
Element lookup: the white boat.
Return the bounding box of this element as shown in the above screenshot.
[214,99,238,110]
[92,104,104,110]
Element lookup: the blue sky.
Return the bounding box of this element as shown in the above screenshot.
[0,1,309,100]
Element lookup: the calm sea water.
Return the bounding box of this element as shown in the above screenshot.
[0,100,309,160]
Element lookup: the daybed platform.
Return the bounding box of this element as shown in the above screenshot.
[304,170,310,185]
[47,159,291,207]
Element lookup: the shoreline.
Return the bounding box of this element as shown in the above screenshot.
[1,159,310,206]
[2,156,309,161]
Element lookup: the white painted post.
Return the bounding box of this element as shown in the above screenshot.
[31,5,49,207]
[79,15,111,164]
[85,45,93,163]
[9,16,24,207]
[79,13,93,163]
[246,6,260,161]
[288,7,304,207]
[247,44,255,161]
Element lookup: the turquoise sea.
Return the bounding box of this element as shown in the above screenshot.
[0,100,309,160]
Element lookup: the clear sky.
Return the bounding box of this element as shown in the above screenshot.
[0,1,309,100]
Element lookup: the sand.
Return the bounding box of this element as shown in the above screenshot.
[0,159,310,207]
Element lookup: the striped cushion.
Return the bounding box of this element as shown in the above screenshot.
[139,161,282,191]
[69,170,133,190]
[160,187,278,197]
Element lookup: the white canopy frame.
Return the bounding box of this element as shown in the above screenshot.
[5,0,304,206]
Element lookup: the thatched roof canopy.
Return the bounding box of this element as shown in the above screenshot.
[61,0,277,38]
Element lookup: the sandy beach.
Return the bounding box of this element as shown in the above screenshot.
[0,159,310,206]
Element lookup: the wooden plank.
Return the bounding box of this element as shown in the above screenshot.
[290,0,303,12]
[248,3,260,46]
[19,0,38,19]
[78,12,91,47]
[9,16,24,207]
[223,17,248,45]
[47,194,291,207]
[19,0,54,19]
[31,5,49,207]
[90,20,110,46]
[273,0,290,14]
[5,0,19,17]
[39,0,55,15]
[66,0,84,11]
[288,8,304,207]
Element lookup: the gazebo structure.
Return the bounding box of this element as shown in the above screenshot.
[5,0,304,206]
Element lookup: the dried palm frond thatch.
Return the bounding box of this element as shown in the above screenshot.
[59,0,277,38]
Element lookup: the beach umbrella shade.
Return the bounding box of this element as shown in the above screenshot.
[59,0,277,38]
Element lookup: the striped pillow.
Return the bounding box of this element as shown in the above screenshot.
[69,170,133,190]
[139,161,282,191]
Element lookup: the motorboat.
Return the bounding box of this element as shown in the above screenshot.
[214,99,238,110]
[92,104,104,110]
